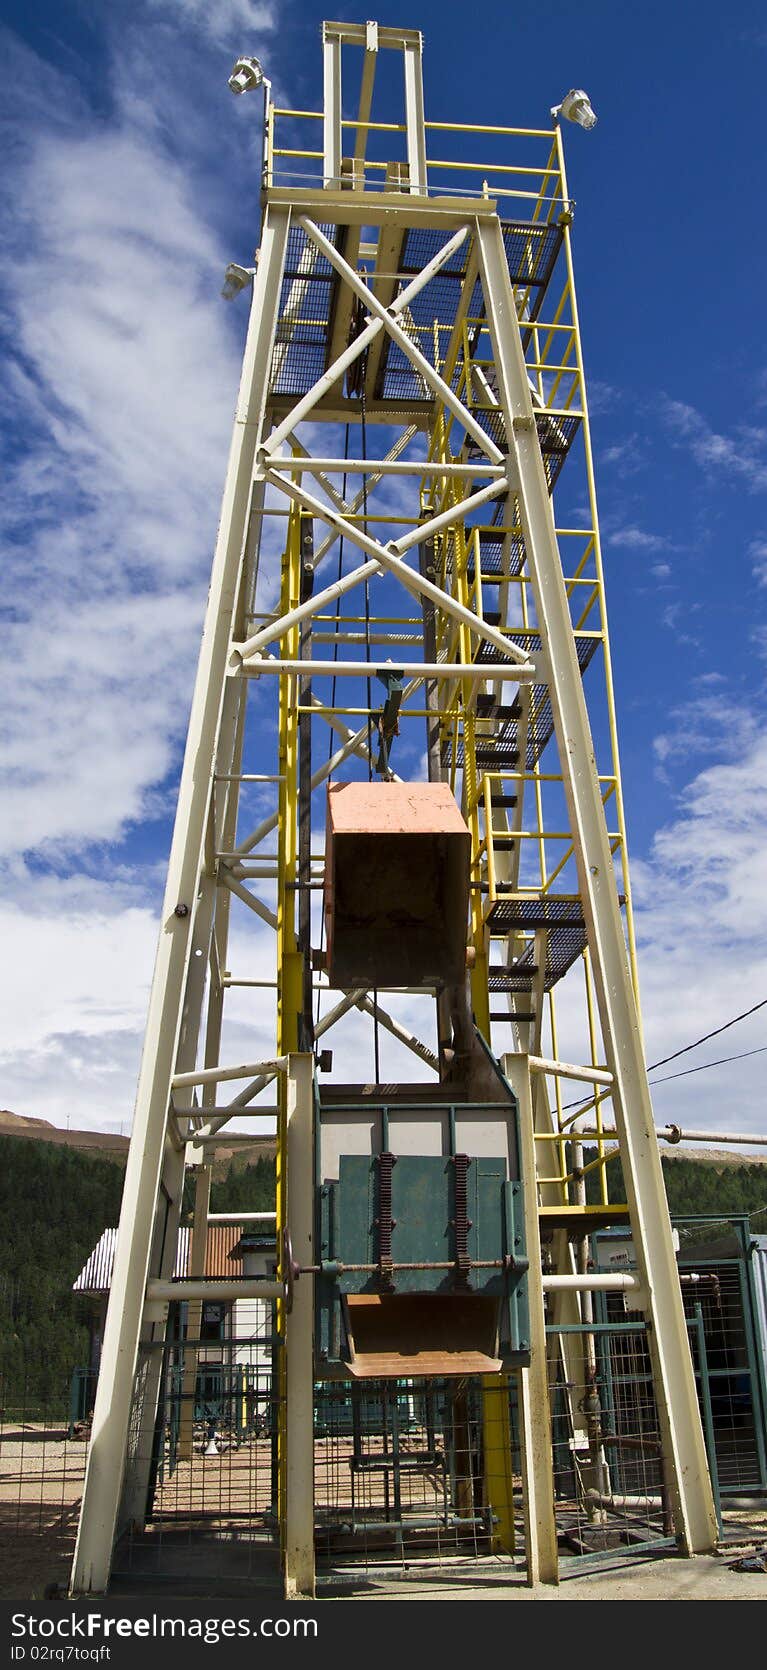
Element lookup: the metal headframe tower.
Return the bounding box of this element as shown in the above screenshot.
[71,19,717,1596]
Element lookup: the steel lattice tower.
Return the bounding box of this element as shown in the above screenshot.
[71,20,717,1597]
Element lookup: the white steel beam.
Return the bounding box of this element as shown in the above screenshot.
[220,869,279,930]
[322,27,342,187]
[269,456,504,477]
[403,36,428,195]
[242,657,536,681]
[479,216,717,1555]
[172,1057,287,1089]
[541,1274,644,1295]
[355,994,439,1070]
[69,205,293,1597]
[503,1054,558,1585]
[528,1056,613,1086]
[147,1278,284,1302]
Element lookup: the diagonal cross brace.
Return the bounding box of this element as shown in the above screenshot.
[245,467,531,667]
[293,216,504,464]
[263,223,472,458]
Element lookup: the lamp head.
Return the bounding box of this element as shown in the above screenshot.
[221,262,254,300]
[228,56,265,95]
[551,88,597,130]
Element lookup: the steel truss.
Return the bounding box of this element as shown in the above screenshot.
[71,19,717,1597]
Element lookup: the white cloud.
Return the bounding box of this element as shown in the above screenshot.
[586,380,618,415]
[652,696,757,771]
[607,524,676,552]
[662,396,767,492]
[0,14,284,1123]
[629,711,767,1137]
[749,537,767,585]
[598,433,644,475]
[146,0,276,47]
[0,30,248,862]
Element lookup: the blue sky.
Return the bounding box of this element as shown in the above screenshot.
[1,0,766,1141]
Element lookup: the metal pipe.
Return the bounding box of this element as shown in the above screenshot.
[572,1123,767,1148]
[529,1055,613,1087]
[268,456,505,477]
[541,1273,642,1294]
[146,1279,284,1302]
[188,1133,279,1147]
[208,1212,277,1223]
[172,1057,288,1089]
[239,658,537,681]
[585,1490,663,1510]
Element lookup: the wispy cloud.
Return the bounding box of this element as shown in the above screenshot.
[586,379,618,415]
[607,524,677,552]
[630,707,767,1134]
[0,7,278,1124]
[653,696,758,774]
[147,0,276,45]
[598,432,644,476]
[661,396,767,491]
[749,537,767,585]
[0,15,277,859]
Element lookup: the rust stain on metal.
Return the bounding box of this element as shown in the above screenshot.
[343,1292,501,1379]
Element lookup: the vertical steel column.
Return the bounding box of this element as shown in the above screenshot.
[403,35,428,195]
[322,26,342,187]
[503,1053,558,1585]
[478,215,717,1555]
[70,206,291,1595]
[275,507,303,1559]
[284,1053,316,1598]
[298,516,315,1053]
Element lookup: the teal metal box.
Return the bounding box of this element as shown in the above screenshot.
[315,1097,530,1377]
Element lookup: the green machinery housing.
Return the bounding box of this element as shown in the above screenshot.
[314,1062,531,1381]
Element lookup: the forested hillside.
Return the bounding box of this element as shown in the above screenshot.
[0,1134,275,1408]
[584,1147,767,1220]
[1,1129,764,1412]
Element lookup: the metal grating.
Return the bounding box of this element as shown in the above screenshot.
[265,219,563,410]
[468,408,582,492]
[466,528,528,581]
[443,630,601,772]
[269,222,338,398]
[546,1316,670,1560]
[313,1375,500,1563]
[487,922,588,989]
[500,220,565,337]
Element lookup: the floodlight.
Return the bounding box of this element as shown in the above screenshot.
[228,56,265,94]
[551,88,597,130]
[221,262,255,300]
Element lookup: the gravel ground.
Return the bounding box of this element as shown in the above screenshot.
[2,1426,766,1602]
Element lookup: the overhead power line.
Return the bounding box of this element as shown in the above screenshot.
[646,996,767,1072]
[554,995,767,1115]
[649,1043,767,1086]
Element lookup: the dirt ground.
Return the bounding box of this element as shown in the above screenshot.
[2,1425,766,1602]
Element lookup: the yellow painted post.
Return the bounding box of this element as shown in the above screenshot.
[276,503,303,1556]
[482,1376,515,1552]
